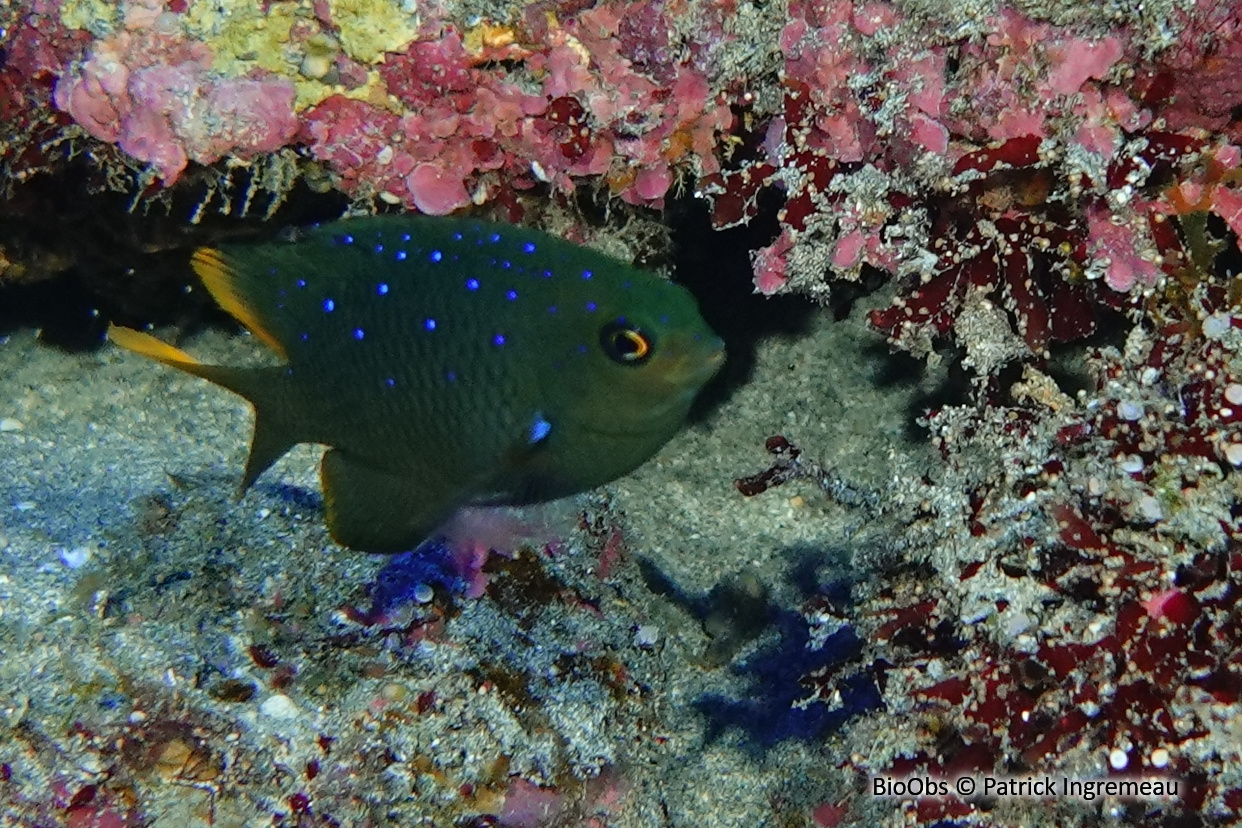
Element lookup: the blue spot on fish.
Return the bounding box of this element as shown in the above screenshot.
[120,215,728,557]
[528,413,552,444]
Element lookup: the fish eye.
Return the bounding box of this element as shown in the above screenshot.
[600,320,652,365]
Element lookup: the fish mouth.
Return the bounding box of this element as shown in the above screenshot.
[667,339,726,387]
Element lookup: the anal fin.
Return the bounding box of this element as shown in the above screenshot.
[320,450,459,553]
[241,412,298,494]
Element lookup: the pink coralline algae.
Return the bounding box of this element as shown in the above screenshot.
[703,1,1242,364]
[0,2,90,175]
[53,26,298,185]
[300,8,731,213]
[31,0,733,211]
[789,278,1242,822]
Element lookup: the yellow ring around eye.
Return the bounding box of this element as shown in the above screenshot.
[620,329,650,360]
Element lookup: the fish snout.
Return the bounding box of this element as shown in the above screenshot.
[668,336,725,389]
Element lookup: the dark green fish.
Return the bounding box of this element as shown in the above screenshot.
[110,215,724,552]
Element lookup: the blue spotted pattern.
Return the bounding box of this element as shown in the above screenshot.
[130,213,727,556]
[528,414,552,444]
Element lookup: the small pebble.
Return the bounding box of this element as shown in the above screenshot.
[412,583,435,604]
[260,693,299,720]
[1150,747,1170,769]
[1137,495,1163,522]
[1116,400,1143,421]
[1202,312,1232,339]
[1109,747,1129,770]
[59,545,92,569]
[0,418,23,432]
[634,624,660,648]
[380,682,407,702]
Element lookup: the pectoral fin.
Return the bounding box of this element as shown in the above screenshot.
[320,450,460,553]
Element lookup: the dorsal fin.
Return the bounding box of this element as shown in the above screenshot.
[191,247,288,359]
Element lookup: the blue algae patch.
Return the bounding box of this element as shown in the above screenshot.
[642,550,881,753]
[366,538,464,618]
[695,612,875,751]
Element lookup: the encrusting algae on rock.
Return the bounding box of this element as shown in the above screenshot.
[109,215,724,552]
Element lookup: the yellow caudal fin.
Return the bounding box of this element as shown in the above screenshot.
[191,247,288,360]
[107,324,203,369]
[109,323,302,494]
[108,323,258,395]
